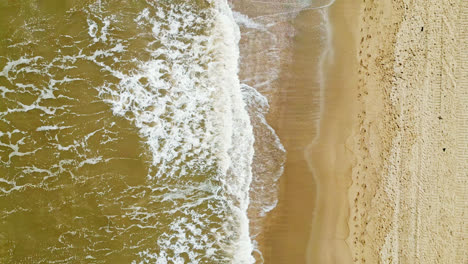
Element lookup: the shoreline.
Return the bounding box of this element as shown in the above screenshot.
[260,1,360,263]
[305,1,360,263]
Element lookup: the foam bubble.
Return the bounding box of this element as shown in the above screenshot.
[92,1,256,262]
[36,125,73,131]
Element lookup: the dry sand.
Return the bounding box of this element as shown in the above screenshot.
[348,0,467,263]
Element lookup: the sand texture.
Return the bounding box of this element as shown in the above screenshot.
[348,0,468,263]
[305,1,360,263]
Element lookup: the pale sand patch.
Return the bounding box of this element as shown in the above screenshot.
[347,1,404,262]
[348,0,467,263]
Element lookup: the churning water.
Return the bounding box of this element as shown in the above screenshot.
[0,0,259,262]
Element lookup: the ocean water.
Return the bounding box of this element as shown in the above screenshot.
[0,0,258,262]
[0,0,332,262]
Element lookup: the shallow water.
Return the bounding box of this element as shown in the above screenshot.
[230,0,335,263]
[0,0,258,263]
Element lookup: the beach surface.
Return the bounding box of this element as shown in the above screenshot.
[248,0,360,263]
[348,0,467,263]
[262,1,360,263]
[241,0,467,263]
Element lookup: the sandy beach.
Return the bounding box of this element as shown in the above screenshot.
[347,0,467,263]
[241,0,467,263]
[305,2,360,263]
[260,1,360,263]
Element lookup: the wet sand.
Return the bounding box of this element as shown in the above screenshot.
[261,1,360,263]
[305,1,360,263]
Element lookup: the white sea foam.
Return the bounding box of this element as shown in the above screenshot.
[86,1,255,262]
[229,8,289,262]
[213,3,255,262]
[36,125,73,131]
[232,11,265,31]
[241,84,285,217]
